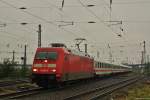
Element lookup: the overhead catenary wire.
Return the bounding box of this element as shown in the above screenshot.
[0,0,83,53]
[13,0,115,55]
[0,0,148,64]
[112,0,150,5]
[0,0,126,48]
[40,0,100,44]
[41,0,129,52]
[0,27,39,46]
[2,19,150,25]
[0,13,41,43]
[0,0,79,38]
[0,30,37,45]
[77,0,122,37]
[0,0,81,50]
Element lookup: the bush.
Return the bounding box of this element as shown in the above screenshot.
[0,59,17,78]
[0,59,31,79]
[145,62,150,76]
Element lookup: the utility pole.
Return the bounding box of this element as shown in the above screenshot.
[147,55,149,63]
[97,51,100,59]
[141,41,147,74]
[147,55,150,75]
[141,51,144,65]
[12,50,15,63]
[108,44,113,63]
[38,24,41,48]
[23,45,27,67]
[141,41,146,66]
[143,41,146,64]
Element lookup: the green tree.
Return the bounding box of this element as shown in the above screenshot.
[145,62,150,76]
[20,65,28,77]
[0,58,17,78]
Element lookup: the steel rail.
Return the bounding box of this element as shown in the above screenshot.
[90,78,138,100]
[0,87,43,99]
[0,79,30,87]
[63,76,140,100]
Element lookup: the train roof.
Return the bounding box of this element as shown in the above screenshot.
[94,60,132,68]
[36,47,92,59]
[36,43,93,58]
[119,64,132,68]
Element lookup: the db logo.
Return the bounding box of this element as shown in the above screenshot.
[40,69,48,72]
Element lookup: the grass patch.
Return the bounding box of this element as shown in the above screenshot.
[127,83,150,100]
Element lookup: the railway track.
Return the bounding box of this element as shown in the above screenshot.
[0,87,43,100]
[11,74,140,100]
[64,76,139,100]
[0,79,30,87]
[5,80,93,100]
[0,79,40,100]
[0,76,115,100]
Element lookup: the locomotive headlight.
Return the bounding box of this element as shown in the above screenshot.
[52,69,56,72]
[44,60,48,63]
[33,68,37,72]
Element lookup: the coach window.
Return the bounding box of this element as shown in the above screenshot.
[113,65,115,69]
[99,62,101,68]
[99,62,100,68]
[101,63,103,68]
[112,65,114,68]
[116,66,118,69]
[110,64,111,68]
[103,63,104,68]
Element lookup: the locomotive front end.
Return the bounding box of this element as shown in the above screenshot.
[32,49,61,87]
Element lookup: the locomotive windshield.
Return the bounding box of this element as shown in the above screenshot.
[35,52,58,60]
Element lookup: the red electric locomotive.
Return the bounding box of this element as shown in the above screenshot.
[32,43,94,87]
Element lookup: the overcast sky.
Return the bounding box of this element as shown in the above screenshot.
[0,0,150,64]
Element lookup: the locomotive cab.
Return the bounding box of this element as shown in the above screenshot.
[32,44,67,87]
